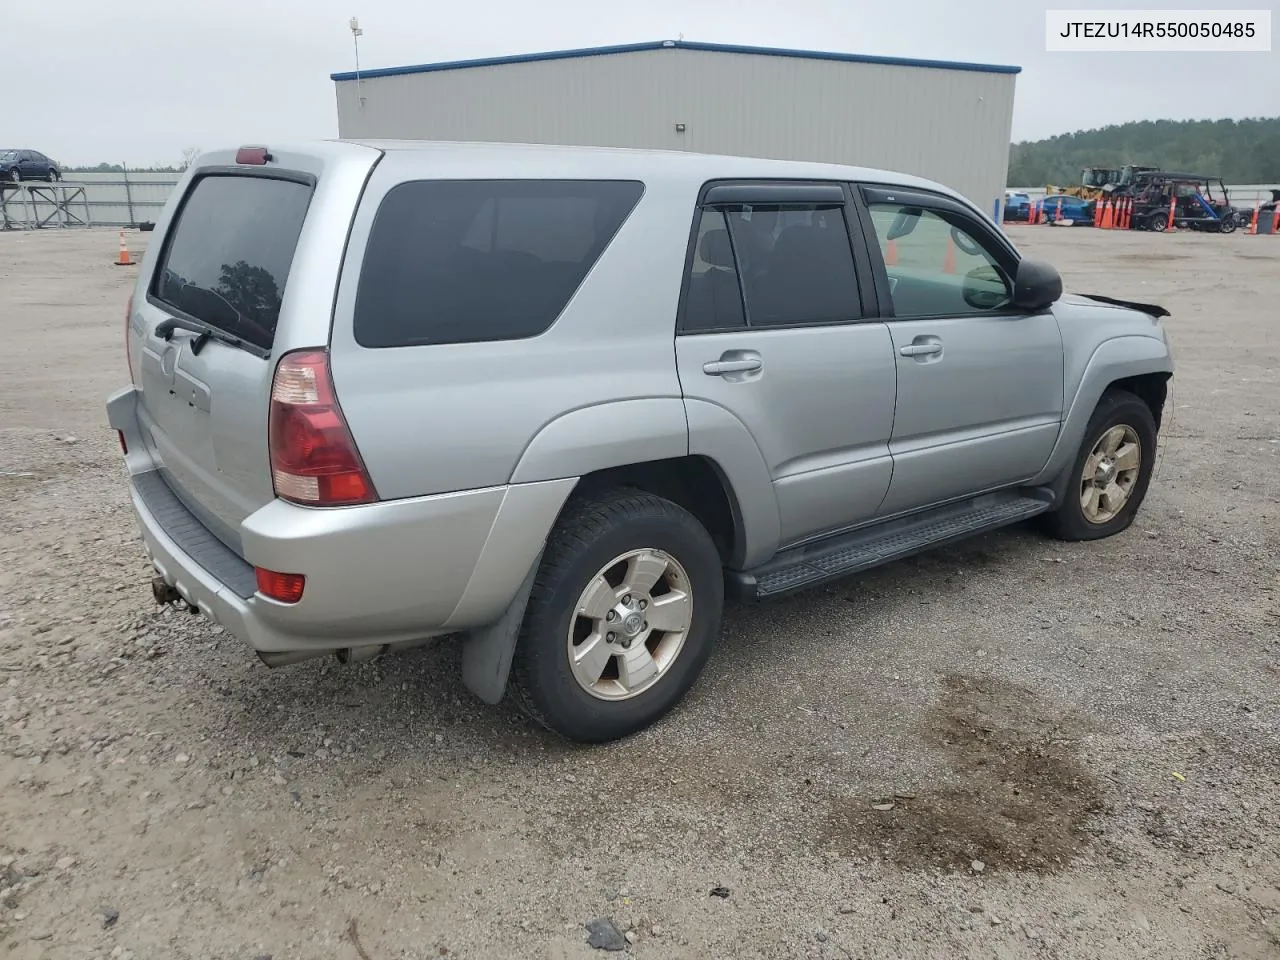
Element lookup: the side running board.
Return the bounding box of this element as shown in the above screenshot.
[728,490,1054,600]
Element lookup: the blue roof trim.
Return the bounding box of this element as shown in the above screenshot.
[329,39,1021,82]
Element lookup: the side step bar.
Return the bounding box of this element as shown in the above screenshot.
[728,490,1054,600]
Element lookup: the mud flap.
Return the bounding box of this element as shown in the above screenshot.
[459,551,543,705]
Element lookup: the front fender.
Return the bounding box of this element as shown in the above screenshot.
[1031,335,1173,486]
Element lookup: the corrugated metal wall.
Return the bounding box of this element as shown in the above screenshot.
[334,47,1016,212]
[0,172,179,229]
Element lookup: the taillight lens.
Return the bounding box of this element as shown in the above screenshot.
[125,293,134,381]
[255,567,306,604]
[268,350,377,506]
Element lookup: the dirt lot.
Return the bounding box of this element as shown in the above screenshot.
[1,225,1278,960]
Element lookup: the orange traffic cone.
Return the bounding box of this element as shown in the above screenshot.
[885,238,898,266]
[1100,199,1114,230]
[943,235,956,275]
[1271,203,1280,235]
[115,231,135,266]
[1166,196,1177,231]
[1248,199,1261,235]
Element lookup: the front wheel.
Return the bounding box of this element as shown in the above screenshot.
[7,168,19,183]
[1218,214,1237,234]
[1040,390,1157,542]
[509,490,724,743]
[1146,213,1167,233]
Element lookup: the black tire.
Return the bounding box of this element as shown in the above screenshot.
[47,169,60,183]
[1147,213,1167,233]
[7,168,19,183]
[1040,390,1157,542]
[509,489,724,743]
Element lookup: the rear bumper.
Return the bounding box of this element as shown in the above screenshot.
[107,385,574,656]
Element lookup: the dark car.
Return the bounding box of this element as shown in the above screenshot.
[1040,194,1095,225]
[0,149,61,182]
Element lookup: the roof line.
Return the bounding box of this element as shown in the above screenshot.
[330,39,1022,82]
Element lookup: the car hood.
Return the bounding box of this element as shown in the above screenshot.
[1061,293,1170,319]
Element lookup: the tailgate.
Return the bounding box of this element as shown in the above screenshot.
[126,143,381,554]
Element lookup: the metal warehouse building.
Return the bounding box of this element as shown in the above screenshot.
[331,40,1020,215]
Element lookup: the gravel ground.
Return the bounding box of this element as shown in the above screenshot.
[1,225,1278,960]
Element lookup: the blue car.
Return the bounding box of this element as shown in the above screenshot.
[1002,192,1031,222]
[1039,194,1094,225]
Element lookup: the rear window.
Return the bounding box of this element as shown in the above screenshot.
[153,174,313,350]
[353,179,644,348]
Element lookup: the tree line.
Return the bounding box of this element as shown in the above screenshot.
[1009,117,1280,188]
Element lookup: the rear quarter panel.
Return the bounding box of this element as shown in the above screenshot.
[328,154,698,500]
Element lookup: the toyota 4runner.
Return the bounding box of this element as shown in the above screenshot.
[107,140,1174,742]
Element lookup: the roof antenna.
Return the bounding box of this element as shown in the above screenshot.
[677,32,684,41]
[349,17,366,108]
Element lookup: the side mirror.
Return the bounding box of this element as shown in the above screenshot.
[1012,258,1063,311]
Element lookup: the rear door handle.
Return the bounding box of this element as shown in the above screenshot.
[703,357,763,376]
[898,343,942,357]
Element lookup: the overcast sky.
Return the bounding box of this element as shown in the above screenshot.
[7,0,1278,166]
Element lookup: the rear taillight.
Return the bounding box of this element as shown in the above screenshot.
[268,350,377,506]
[255,567,306,604]
[125,293,134,380]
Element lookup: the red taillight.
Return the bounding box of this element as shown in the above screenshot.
[255,567,306,604]
[235,146,271,165]
[268,350,377,506]
[125,293,134,380]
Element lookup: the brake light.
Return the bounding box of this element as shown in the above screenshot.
[235,146,271,165]
[255,567,306,604]
[125,293,134,381]
[268,350,377,506]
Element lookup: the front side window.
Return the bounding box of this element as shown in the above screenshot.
[867,204,1013,318]
[354,179,644,348]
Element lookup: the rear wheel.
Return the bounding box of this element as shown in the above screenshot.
[1040,390,1157,542]
[7,168,19,183]
[509,490,724,743]
[1146,213,1167,232]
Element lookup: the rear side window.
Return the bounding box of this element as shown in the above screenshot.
[682,202,861,331]
[153,174,313,351]
[353,180,644,348]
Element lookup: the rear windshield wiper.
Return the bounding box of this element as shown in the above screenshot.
[155,314,245,356]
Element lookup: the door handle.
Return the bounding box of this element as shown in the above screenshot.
[898,343,942,357]
[703,357,763,376]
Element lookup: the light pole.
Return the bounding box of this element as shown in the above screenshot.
[349,17,366,108]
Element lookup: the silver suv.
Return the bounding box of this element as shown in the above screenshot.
[107,141,1174,742]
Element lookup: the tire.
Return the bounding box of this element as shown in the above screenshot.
[7,168,19,183]
[47,169,60,183]
[509,489,724,743]
[1147,213,1167,233]
[1218,215,1237,235]
[1040,390,1157,542]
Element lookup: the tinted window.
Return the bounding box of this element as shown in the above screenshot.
[153,174,312,350]
[727,203,860,327]
[682,209,746,332]
[354,180,644,348]
[867,204,1012,318]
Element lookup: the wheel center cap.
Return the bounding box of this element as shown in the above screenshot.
[621,612,644,637]
[1095,460,1116,485]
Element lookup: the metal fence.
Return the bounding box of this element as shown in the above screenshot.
[0,171,181,229]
